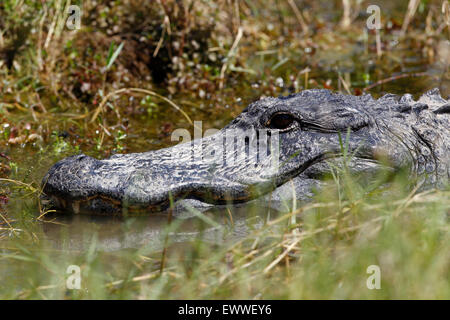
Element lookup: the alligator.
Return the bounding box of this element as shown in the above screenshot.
[42,89,450,215]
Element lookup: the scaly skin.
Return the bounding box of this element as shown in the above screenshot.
[42,89,449,215]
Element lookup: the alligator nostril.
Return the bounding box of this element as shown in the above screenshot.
[75,154,87,161]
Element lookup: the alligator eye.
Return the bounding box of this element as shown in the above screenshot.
[267,113,295,130]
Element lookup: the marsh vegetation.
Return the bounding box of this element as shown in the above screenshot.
[0,0,449,299]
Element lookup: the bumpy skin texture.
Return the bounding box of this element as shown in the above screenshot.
[42,89,450,215]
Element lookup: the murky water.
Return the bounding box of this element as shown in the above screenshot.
[38,202,279,252]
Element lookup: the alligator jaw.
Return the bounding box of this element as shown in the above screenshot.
[42,129,283,215]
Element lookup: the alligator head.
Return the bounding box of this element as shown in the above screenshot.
[42,89,449,215]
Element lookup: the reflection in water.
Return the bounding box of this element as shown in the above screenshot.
[39,200,291,252]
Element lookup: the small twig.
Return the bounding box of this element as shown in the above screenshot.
[338,73,352,94]
[0,212,19,236]
[375,28,382,58]
[400,0,420,37]
[219,27,243,89]
[107,270,164,287]
[37,4,48,71]
[160,206,173,274]
[392,182,426,218]
[340,0,351,29]
[90,88,193,125]
[363,72,429,92]
[153,15,171,58]
[226,208,234,226]
[287,0,309,33]
[0,178,38,193]
[263,237,301,274]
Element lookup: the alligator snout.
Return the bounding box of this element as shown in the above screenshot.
[43,154,99,198]
[42,154,131,214]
